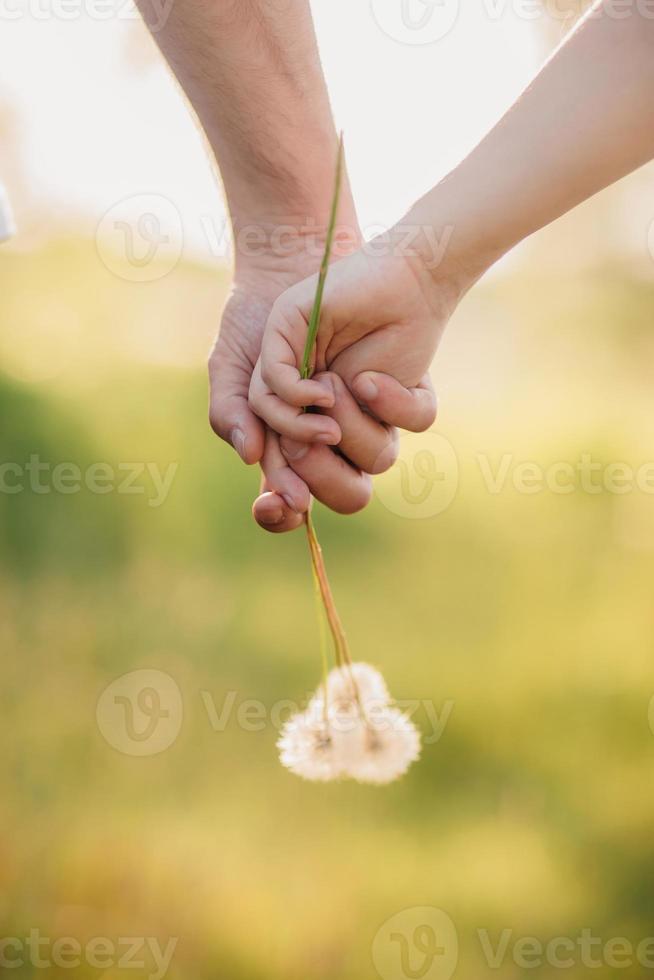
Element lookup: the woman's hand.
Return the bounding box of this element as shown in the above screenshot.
[250,244,461,471]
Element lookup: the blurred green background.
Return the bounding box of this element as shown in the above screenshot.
[2,213,654,978]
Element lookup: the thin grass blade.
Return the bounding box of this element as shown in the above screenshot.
[300,132,344,380]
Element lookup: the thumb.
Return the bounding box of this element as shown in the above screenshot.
[351,371,437,432]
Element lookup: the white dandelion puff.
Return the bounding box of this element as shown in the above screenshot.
[277,704,350,782]
[346,706,421,785]
[321,662,390,711]
[280,661,421,784]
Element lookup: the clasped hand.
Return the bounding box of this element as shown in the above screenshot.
[210,232,462,533]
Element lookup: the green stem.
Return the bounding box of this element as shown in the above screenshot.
[300,133,365,721]
[300,133,344,380]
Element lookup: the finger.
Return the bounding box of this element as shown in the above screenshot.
[279,439,372,515]
[351,372,437,432]
[253,430,311,534]
[260,318,334,407]
[313,372,399,475]
[249,363,341,445]
[252,491,305,534]
[259,282,337,408]
[254,461,304,533]
[208,347,265,465]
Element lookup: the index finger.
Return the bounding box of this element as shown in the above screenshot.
[260,282,334,406]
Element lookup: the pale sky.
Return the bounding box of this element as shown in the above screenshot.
[0,0,544,258]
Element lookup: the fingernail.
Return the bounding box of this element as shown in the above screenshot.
[315,432,338,445]
[262,508,284,526]
[355,375,378,401]
[230,427,247,461]
[281,439,309,461]
[315,377,335,408]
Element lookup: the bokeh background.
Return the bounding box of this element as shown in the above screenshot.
[2,1,654,977]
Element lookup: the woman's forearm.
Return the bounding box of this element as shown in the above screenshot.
[407,0,654,287]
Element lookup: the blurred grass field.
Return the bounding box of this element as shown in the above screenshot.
[2,235,654,979]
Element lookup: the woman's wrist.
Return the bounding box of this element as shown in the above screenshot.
[401,178,508,303]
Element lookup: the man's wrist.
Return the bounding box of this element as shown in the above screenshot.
[230,199,361,278]
[210,123,354,234]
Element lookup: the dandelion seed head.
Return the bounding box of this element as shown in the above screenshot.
[280,663,421,784]
[347,707,421,785]
[277,705,350,782]
[323,662,390,710]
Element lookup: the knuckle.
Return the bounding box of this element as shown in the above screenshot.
[247,390,261,415]
[314,370,341,394]
[287,389,309,409]
[406,398,438,433]
[422,396,438,429]
[369,432,399,474]
[260,361,275,391]
[270,295,299,340]
[333,476,373,515]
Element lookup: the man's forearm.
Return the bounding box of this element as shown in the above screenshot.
[407,0,654,288]
[136,0,352,235]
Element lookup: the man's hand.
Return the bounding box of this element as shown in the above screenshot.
[208,242,348,534]
[136,0,392,530]
[136,0,437,530]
